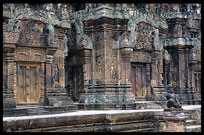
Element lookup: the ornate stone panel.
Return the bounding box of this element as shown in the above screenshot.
[135,22,154,50]
[131,50,152,63]
[15,47,46,62]
[18,20,47,46]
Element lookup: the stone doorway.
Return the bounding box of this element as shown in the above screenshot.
[131,63,147,98]
[17,63,41,104]
[72,66,84,101]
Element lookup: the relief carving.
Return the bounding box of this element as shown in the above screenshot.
[54,64,60,84]
[18,20,47,46]
[16,47,46,62]
[135,22,153,50]
[4,31,19,44]
[77,33,93,49]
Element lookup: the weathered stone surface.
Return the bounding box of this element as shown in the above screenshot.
[3,5,201,131]
[3,105,201,132]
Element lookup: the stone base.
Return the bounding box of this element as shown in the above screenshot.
[135,101,166,109]
[78,103,135,110]
[164,108,184,112]
[151,86,167,101]
[174,88,201,105]
[47,96,73,106]
[3,105,201,132]
[3,105,78,117]
[79,84,136,110]
[3,98,16,108]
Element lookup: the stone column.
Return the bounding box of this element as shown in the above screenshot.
[178,48,186,89]
[120,47,133,85]
[3,31,19,108]
[188,55,197,88]
[81,49,92,93]
[46,55,53,89]
[46,47,73,106]
[40,62,46,105]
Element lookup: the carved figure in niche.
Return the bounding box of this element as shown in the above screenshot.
[120,32,130,47]
[155,59,160,85]
[77,33,92,49]
[164,86,182,109]
[195,74,200,92]
[81,34,89,47]
[62,6,69,18]
[54,64,59,84]
[110,65,118,80]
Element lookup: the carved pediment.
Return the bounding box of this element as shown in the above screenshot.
[135,22,154,50]
[17,20,47,46]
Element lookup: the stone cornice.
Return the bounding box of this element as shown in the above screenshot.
[165,12,201,20]
[165,38,201,47]
[3,4,71,30]
[70,5,168,30]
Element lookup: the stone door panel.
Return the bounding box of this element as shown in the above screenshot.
[72,66,84,101]
[131,64,147,98]
[17,63,40,104]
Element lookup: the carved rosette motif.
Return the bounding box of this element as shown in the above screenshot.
[4,32,19,44]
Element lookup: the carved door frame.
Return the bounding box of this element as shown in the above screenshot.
[131,63,147,98]
[16,62,41,105]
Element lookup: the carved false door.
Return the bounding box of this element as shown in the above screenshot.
[17,63,40,104]
[73,66,84,101]
[131,64,146,98]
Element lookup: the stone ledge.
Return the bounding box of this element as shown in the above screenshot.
[3,106,201,131]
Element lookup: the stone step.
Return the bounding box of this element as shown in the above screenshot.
[185,119,201,126]
[3,105,78,117]
[27,108,49,115]
[121,128,154,132]
[186,125,201,132]
[135,98,146,101]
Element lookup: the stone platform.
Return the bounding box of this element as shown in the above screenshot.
[3,105,78,117]
[3,105,201,132]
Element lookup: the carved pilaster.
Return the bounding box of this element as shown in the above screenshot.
[164,60,170,87]
[40,62,45,105]
[3,31,19,108]
[81,49,92,93]
[120,47,133,84]
[146,63,151,99]
[46,55,53,88]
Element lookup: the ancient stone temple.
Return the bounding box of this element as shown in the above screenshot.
[3,3,201,132]
[3,3,201,109]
